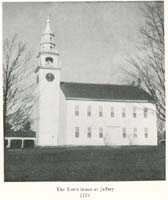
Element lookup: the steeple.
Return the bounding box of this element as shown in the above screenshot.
[35,17,62,146]
[44,16,52,34]
[40,16,59,55]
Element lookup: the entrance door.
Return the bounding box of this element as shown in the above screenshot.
[104,126,121,145]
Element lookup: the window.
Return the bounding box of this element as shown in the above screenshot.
[87,105,91,117]
[144,107,148,118]
[122,108,126,118]
[99,128,103,138]
[45,57,53,63]
[50,46,52,50]
[133,128,138,138]
[99,106,103,117]
[122,128,126,138]
[75,127,79,138]
[133,107,136,118]
[75,105,79,116]
[111,107,114,117]
[144,128,148,138]
[87,127,92,138]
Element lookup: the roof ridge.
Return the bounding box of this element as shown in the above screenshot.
[60,81,132,87]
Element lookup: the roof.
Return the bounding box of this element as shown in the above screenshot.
[5,130,36,138]
[60,82,154,102]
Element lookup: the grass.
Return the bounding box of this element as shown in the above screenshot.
[4,145,165,181]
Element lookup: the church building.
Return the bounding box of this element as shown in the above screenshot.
[35,18,158,146]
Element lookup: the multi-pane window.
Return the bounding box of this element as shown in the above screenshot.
[144,107,148,118]
[99,106,103,117]
[87,127,92,138]
[111,107,114,118]
[133,107,136,118]
[87,105,91,117]
[122,108,126,118]
[122,128,126,138]
[133,128,138,138]
[99,128,103,138]
[144,128,148,138]
[75,127,79,138]
[75,105,79,116]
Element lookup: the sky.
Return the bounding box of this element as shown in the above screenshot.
[3,1,147,84]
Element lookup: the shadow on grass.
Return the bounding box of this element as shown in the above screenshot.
[4,145,165,181]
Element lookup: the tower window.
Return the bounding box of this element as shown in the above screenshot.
[50,46,52,50]
[45,57,53,63]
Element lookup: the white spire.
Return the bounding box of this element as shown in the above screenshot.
[47,16,50,23]
[44,16,52,34]
[40,17,59,55]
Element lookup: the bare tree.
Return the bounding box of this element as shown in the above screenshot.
[125,2,165,122]
[3,34,36,132]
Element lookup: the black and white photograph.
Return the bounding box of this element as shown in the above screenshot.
[2,0,166,188]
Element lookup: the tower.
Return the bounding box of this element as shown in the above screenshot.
[35,17,61,146]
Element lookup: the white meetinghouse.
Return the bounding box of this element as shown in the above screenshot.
[35,18,158,146]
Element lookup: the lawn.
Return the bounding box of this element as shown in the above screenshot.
[4,145,165,181]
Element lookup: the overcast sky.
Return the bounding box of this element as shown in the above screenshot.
[3,1,148,84]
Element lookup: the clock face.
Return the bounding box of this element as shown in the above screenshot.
[46,73,55,82]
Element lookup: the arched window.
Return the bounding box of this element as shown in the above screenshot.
[45,57,53,63]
